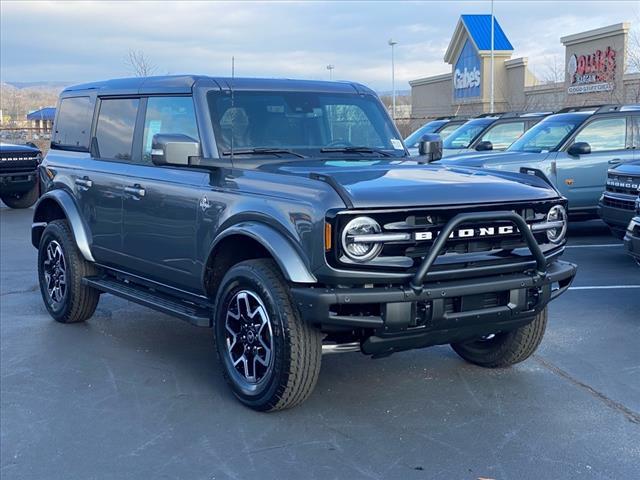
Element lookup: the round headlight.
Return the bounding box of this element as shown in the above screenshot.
[546,205,567,244]
[341,216,382,262]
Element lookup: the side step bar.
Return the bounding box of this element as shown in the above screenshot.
[83,276,212,327]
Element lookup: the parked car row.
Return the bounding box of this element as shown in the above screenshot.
[407,104,640,264]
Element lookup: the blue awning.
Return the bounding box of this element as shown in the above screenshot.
[461,15,514,51]
[26,107,56,121]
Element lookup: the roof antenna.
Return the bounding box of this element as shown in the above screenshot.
[230,55,235,163]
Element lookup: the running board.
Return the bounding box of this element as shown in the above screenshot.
[82,276,212,327]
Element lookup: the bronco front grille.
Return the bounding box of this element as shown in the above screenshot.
[602,195,636,211]
[606,174,640,196]
[0,152,39,172]
[329,200,563,276]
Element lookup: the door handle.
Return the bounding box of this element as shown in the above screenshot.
[608,158,622,164]
[75,177,93,189]
[124,185,146,197]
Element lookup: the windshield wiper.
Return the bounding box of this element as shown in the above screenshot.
[320,146,394,157]
[222,147,306,158]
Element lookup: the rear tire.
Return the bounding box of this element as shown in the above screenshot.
[451,308,547,368]
[213,259,322,411]
[37,220,100,323]
[1,183,39,209]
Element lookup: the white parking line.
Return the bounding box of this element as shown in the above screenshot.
[565,244,622,249]
[568,285,640,290]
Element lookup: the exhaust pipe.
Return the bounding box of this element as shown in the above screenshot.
[322,342,361,355]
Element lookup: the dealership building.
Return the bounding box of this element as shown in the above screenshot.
[409,16,639,127]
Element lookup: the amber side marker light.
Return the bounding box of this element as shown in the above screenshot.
[324,222,332,251]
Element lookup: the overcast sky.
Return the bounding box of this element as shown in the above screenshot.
[1,1,637,90]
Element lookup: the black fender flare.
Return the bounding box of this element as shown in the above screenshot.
[207,222,317,284]
[32,189,95,262]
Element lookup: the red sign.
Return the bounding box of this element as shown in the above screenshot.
[567,46,616,94]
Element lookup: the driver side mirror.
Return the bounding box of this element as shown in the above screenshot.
[418,134,443,162]
[567,141,591,156]
[151,134,200,166]
[475,140,493,151]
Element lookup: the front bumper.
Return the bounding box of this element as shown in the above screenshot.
[0,170,38,195]
[623,217,640,261]
[292,260,576,355]
[598,195,635,236]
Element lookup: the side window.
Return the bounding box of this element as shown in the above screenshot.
[633,116,640,148]
[52,96,92,149]
[573,117,626,152]
[95,98,139,161]
[142,97,199,163]
[438,123,461,139]
[480,121,525,150]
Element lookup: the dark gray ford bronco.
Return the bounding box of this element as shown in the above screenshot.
[33,76,576,411]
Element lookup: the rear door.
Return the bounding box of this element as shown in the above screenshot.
[555,115,633,212]
[121,95,207,292]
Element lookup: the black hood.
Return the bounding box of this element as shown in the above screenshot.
[0,142,41,154]
[261,159,560,209]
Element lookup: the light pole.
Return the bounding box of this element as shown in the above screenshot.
[490,0,495,113]
[388,39,398,120]
[326,64,334,80]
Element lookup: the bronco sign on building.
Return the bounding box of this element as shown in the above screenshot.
[567,46,616,94]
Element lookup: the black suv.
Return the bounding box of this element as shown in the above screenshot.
[1,142,41,208]
[32,76,576,411]
[599,161,640,239]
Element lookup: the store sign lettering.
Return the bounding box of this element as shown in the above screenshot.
[453,40,481,99]
[567,46,616,95]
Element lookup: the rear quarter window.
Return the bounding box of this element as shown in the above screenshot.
[52,96,93,150]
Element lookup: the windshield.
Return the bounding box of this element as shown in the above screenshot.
[404,121,446,148]
[442,119,493,149]
[207,90,406,158]
[508,116,585,153]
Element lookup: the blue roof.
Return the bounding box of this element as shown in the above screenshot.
[27,107,56,121]
[461,15,513,51]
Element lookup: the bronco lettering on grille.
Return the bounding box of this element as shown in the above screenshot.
[414,225,515,241]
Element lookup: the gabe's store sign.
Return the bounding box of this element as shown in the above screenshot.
[567,46,616,94]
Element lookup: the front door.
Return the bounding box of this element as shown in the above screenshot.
[121,96,205,292]
[555,116,633,212]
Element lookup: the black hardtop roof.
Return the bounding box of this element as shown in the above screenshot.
[62,75,376,96]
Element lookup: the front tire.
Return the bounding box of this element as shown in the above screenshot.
[1,183,39,209]
[451,308,547,368]
[38,220,100,323]
[213,259,322,411]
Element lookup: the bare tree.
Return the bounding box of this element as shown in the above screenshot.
[125,49,157,77]
[541,54,565,85]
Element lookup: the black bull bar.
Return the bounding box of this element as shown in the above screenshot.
[410,210,547,292]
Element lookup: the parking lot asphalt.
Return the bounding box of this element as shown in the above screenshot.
[1,205,639,480]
